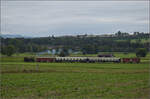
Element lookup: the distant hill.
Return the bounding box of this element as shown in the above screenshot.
[0,34,31,38]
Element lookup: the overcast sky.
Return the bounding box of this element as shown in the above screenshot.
[1,1,149,37]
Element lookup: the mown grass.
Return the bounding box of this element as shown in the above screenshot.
[1,71,149,99]
[0,53,150,99]
[1,62,150,99]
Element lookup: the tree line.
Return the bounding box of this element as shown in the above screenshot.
[0,32,149,56]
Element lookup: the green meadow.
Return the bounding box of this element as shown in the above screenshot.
[0,53,150,99]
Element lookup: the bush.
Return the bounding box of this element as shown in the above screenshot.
[136,48,147,57]
[59,51,66,57]
[58,50,69,57]
[1,45,16,56]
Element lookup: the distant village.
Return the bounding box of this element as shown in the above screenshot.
[37,47,80,55]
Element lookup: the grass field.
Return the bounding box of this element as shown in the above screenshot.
[130,38,150,43]
[1,52,150,63]
[1,53,150,99]
[116,38,150,44]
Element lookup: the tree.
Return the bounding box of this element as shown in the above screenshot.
[1,46,7,55]
[136,48,147,57]
[58,47,69,57]
[115,31,122,37]
[58,51,66,57]
[82,44,99,54]
[26,44,33,52]
[3,45,16,56]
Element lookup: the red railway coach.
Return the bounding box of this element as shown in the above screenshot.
[132,58,140,63]
[36,57,55,62]
[122,58,140,63]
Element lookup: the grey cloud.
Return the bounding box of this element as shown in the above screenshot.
[1,1,149,37]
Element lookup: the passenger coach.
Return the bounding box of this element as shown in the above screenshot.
[35,57,121,63]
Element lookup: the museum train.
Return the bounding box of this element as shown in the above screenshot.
[24,57,140,63]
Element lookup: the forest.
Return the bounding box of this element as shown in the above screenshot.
[1,32,150,55]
